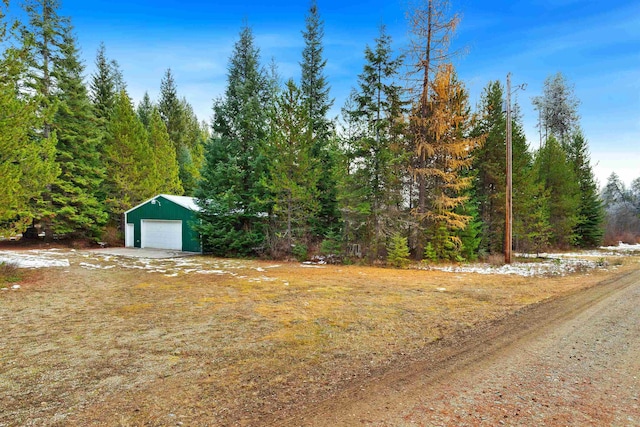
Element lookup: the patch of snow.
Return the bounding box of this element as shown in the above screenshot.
[300,264,325,269]
[429,258,600,277]
[195,270,226,275]
[0,251,70,268]
[12,284,20,289]
[518,243,640,260]
[79,262,115,270]
[599,243,640,252]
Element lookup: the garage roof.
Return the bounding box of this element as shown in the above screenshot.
[160,194,201,211]
[124,194,201,214]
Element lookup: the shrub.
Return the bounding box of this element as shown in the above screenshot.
[320,232,342,256]
[0,261,21,284]
[292,244,308,262]
[423,242,437,263]
[386,234,410,268]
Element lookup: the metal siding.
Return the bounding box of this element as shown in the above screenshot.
[125,195,201,252]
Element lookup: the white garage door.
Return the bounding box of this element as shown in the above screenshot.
[141,220,182,250]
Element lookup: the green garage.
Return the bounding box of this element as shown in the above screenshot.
[124,194,202,253]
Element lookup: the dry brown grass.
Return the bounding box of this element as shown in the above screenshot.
[1,252,638,426]
[0,261,21,284]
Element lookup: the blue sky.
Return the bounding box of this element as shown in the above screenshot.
[27,0,640,186]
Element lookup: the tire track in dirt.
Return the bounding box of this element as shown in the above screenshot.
[271,267,640,426]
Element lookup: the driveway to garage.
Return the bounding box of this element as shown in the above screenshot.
[90,247,199,259]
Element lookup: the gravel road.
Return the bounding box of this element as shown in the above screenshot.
[278,268,640,426]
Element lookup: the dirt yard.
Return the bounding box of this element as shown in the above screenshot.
[1,247,638,426]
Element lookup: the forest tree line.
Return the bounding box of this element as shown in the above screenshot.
[1,0,639,263]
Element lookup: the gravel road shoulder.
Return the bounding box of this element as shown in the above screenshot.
[277,267,640,426]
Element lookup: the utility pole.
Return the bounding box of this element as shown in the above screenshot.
[505,73,513,264]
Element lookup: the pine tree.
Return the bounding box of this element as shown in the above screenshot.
[264,79,319,257]
[470,81,550,255]
[89,42,122,123]
[196,24,270,256]
[158,68,184,149]
[455,187,482,261]
[300,1,339,238]
[89,41,123,209]
[511,116,551,253]
[137,91,154,128]
[0,2,56,236]
[178,98,206,195]
[534,136,580,248]
[49,25,107,238]
[337,92,371,249]
[103,90,156,223]
[342,25,407,260]
[471,81,506,255]
[20,0,65,239]
[147,108,183,195]
[567,131,603,247]
[386,233,410,268]
[158,69,203,194]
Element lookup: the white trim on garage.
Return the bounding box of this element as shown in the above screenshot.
[124,194,200,215]
[125,223,134,247]
[141,219,182,250]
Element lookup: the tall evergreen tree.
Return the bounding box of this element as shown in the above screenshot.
[147,107,183,195]
[471,81,550,255]
[49,25,107,238]
[136,91,154,128]
[89,42,122,123]
[567,131,604,247]
[337,92,370,249]
[471,81,506,255]
[534,136,580,248]
[103,90,156,224]
[264,79,319,257]
[20,0,66,238]
[89,41,123,209]
[0,1,56,236]
[178,97,206,195]
[196,25,270,256]
[342,26,407,260]
[300,1,339,238]
[511,115,551,253]
[158,68,184,148]
[157,69,203,194]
